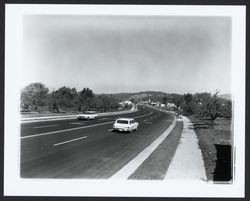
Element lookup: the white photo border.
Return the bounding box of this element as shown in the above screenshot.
[4,4,246,197]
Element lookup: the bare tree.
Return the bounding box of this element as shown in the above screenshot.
[200,91,222,129]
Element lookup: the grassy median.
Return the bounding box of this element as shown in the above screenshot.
[188,115,232,182]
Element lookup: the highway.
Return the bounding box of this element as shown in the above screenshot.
[20,105,181,179]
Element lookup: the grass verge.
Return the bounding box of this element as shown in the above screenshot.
[128,121,183,180]
[188,115,232,181]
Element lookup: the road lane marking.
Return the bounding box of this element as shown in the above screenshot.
[100,117,112,120]
[144,122,152,124]
[133,111,153,119]
[21,110,154,139]
[53,136,87,146]
[108,129,113,132]
[34,124,58,129]
[68,122,85,125]
[21,121,116,139]
[109,114,177,180]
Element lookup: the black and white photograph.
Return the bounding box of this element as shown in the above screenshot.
[4,5,245,197]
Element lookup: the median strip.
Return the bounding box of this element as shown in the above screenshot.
[109,114,177,180]
[53,136,88,146]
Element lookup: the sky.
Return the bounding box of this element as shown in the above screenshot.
[22,15,231,94]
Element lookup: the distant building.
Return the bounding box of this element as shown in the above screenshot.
[151,101,161,106]
[166,103,176,109]
[124,100,133,105]
[119,100,133,107]
[150,102,157,106]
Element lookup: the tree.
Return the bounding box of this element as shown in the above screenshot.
[48,91,60,113]
[163,96,168,104]
[183,93,193,114]
[21,83,49,112]
[169,94,184,110]
[57,87,76,107]
[48,87,79,112]
[184,93,193,104]
[79,88,94,111]
[218,99,232,118]
[97,95,119,112]
[73,94,82,112]
[200,91,223,128]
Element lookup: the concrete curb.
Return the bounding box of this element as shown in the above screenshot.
[164,115,207,181]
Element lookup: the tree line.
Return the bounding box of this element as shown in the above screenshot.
[21,83,120,113]
[21,83,232,128]
[162,91,232,128]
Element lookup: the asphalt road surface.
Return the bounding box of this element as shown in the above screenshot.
[20,105,177,179]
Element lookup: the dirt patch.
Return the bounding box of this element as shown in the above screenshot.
[188,115,232,181]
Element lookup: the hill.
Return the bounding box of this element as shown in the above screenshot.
[101,91,169,102]
[218,94,232,100]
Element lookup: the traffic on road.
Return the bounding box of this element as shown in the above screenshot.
[20,105,177,179]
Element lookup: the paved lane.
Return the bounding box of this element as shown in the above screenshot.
[20,106,176,178]
[20,106,149,137]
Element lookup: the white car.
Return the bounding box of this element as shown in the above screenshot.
[77,111,98,120]
[113,118,139,133]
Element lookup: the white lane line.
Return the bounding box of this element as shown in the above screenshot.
[68,122,84,125]
[21,121,116,139]
[134,111,153,119]
[34,124,58,129]
[109,114,177,180]
[108,129,113,132]
[21,111,154,139]
[144,122,152,124]
[53,136,87,146]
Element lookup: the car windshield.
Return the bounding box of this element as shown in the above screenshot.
[116,120,129,124]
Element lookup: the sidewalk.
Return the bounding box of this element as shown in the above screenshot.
[164,116,207,181]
